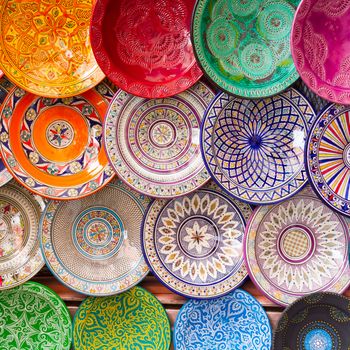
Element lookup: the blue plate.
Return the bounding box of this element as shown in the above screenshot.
[201,88,316,204]
[174,288,272,349]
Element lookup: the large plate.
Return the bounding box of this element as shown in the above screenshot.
[0,183,45,290]
[174,288,272,349]
[0,0,104,98]
[0,82,115,200]
[105,81,214,198]
[142,182,252,299]
[291,0,350,104]
[73,286,171,349]
[273,292,350,350]
[40,180,150,296]
[201,88,316,204]
[244,187,350,306]
[90,0,202,98]
[192,0,300,98]
[0,281,72,349]
[306,103,350,217]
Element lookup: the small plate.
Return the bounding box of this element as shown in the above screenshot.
[0,183,45,290]
[307,103,350,216]
[40,180,150,296]
[174,289,272,350]
[291,0,350,104]
[0,281,72,349]
[201,88,316,204]
[244,187,350,306]
[105,81,214,198]
[73,286,171,350]
[0,0,104,98]
[274,292,350,350]
[192,0,300,98]
[142,182,252,298]
[0,82,115,200]
[90,0,202,98]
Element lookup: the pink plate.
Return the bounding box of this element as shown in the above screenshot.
[291,0,350,104]
[90,0,202,98]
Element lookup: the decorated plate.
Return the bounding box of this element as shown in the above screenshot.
[142,182,252,298]
[291,0,350,104]
[274,292,350,350]
[0,281,72,349]
[201,88,316,204]
[105,81,214,198]
[244,187,350,306]
[40,180,150,296]
[191,0,300,98]
[306,104,350,216]
[0,82,115,200]
[174,288,272,349]
[0,183,45,290]
[90,0,202,98]
[0,0,104,98]
[73,286,171,349]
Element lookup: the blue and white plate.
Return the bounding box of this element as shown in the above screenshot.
[174,288,272,350]
[201,88,316,204]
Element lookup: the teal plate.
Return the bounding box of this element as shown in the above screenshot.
[192,0,300,98]
[0,281,72,350]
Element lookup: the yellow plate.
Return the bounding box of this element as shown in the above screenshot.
[0,0,104,98]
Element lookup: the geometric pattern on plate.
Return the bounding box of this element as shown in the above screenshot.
[142,182,252,298]
[192,0,300,98]
[0,281,72,349]
[0,0,104,98]
[73,287,171,350]
[40,179,150,296]
[201,88,316,204]
[245,187,350,306]
[0,82,115,199]
[174,289,272,350]
[0,183,45,290]
[104,81,215,198]
[307,103,350,216]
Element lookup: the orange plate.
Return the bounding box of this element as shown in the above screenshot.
[0,81,115,199]
[0,0,104,98]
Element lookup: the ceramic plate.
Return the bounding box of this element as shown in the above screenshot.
[142,182,252,298]
[90,0,202,98]
[244,187,350,306]
[291,0,350,104]
[201,88,316,204]
[307,104,350,217]
[0,82,115,200]
[73,286,171,349]
[0,0,104,98]
[192,0,300,98]
[0,281,72,349]
[40,180,150,296]
[174,288,272,349]
[0,183,45,290]
[274,292,350,350]
[105,81,214,198]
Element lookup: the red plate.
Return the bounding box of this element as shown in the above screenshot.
[90,0,202,98]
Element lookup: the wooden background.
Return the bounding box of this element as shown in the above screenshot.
[31,268,295,349]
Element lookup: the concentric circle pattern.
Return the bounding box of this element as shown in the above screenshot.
[0,82,116,199]
[201,88,316,204]
[142,182,252,298]
[105,81,215,198]
[192,0,300,98]
[307,103,350,216]
[244,187,350,306]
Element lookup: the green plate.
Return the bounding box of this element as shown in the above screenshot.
[192,0,300,98]
[73,286,171,350]
[0,281,72,349]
